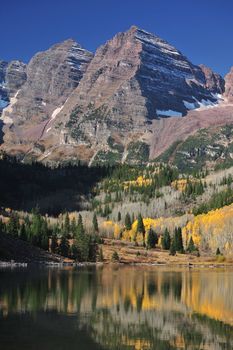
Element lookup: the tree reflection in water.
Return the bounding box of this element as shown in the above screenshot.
[0,266,233,350]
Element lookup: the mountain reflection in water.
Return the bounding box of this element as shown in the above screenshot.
[0,266,233,350]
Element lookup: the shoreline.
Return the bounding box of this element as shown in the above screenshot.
[1,260,233,269]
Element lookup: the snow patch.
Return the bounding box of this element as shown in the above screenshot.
[183,100,197,110]
[0,90,20,124]
[46,127,51,133]
[196,99,218,110]
[157,109,182,117]
[51,105,64,120]
[184,94,224,111]
[211,93,224,101]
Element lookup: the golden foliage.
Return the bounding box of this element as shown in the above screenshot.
[171,178,199,192]
[101,221,122,239]
[182,203,233,254]
[121,216,191,244]
[123,176,152,189]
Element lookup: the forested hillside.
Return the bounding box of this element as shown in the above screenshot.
[1,152,233,262]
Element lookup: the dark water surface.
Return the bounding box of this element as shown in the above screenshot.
[0,266,233,350]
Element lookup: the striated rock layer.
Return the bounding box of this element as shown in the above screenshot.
[0,26,232,165]
[0,60,26,112]
[0,39,93,154]
[36,26,226,164]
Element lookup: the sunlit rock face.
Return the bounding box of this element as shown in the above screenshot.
[224,66,233,102]
[0,27,229,164]
[11,39,93,123]
[41,26,225,165]
[0,39,93,154]
[58,26,225,123]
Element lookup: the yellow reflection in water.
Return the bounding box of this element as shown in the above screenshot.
[1,266,233,327]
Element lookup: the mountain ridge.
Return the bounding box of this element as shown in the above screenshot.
[0,26,232,165]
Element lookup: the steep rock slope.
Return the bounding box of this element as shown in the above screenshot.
[37,26,225,164]
[224,67,233,102]
[1,39,93,154]
[0,60,26,112]
[0,27,229,164]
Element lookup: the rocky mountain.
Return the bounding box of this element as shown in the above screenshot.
[0,60,26,112]
[0,26,232,165]
[0,39,93,156]
[199,64,225,93]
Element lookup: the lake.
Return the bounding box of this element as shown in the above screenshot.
[0,266,233,349]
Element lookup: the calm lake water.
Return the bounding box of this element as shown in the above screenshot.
[0,266,233,350]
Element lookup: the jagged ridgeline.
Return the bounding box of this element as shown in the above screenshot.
[1,26,232,166]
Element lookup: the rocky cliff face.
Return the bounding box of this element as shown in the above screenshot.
[224,67,233,102]
[39,26,225,165]
[199,64,225,94]
[0,26,230,164]
[0,39,93,153]
[0,60,26,112]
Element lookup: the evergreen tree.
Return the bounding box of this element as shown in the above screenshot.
[187,236,196,253]
[137,213,145,246]
[7,213,20,237]
[103,204,111,217]
[0,219,5,234]
[174,227,184,253]
[76,214,84,237]
[88,236,97,262]
[64,212,70,236]
[137,213,145,233]
[30,209,42,245]
[71,243,79,260]
[125,213,132,230]
[169,238,176,256]
[75,214,89,261]
[51,235,58,254]
[216,247,221,255]
[117,212,121,222]
[147,228,158,249]
[19,223,27,241]
[70,217,76,238]
[41,234,49,251]
[59,236,70,257]
[93,213,99,232]
[111,250,120,262]
[131,213,135,224]
[162,228,171,250]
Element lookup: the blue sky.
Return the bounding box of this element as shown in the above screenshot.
[1,0,232,76]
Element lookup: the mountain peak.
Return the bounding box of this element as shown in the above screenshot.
[0,27,229,165]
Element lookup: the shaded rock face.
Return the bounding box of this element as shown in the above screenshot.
[134,30,225,116]
[1,39,93,148]
[224,67,233,102]
[199,64,225,94]
[0,61,9,111]
[0,60,26,112]
[58,27,225,124]
[0,27,229,165]
[43,26,226,164]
